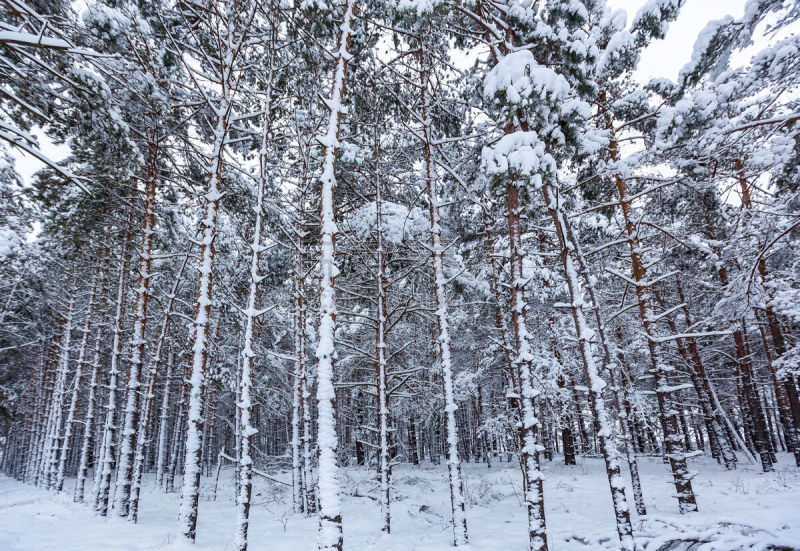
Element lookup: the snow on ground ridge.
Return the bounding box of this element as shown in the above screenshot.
[1,454,798,550]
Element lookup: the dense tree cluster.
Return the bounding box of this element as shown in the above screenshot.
[1,0,799,549]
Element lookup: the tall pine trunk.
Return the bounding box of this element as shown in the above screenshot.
[505,181,548,551]
[314,3,357,549]
[96,226,132,515]
[44,289,75,490]
[540,184,637,547]
[155,348,175,488]
[74,253,110,503]
[610,167,698,513]
[292,163,312,514]
[115,138,159,517]
[57,266,102,491]
[737,165,800,467]
[233,86,273,550]
[178,108,227,541]
[129,253,188,522]
[418,40,469,548]
[375,164,391,534]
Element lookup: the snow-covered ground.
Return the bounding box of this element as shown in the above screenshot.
[1,454,798,550]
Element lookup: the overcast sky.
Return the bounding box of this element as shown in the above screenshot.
[609,0,747,82]
[10,0,750,184]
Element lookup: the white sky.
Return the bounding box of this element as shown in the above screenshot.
[608,0,748,82]
[9,0,749,184]
[11,131,71,186]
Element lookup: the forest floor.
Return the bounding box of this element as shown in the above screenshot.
[0,453,798,550]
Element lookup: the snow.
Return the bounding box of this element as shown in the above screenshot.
[347,201,428,244]
[0,226,22,258]
[632,0,673,22]
[679,16,734,82]
[1,455,799,550]
[750,35,800,80]
[0,31,70,50]
[397,0,441,14]
[82,3,132,39]
[483,50,570,107]
[482,131,556,182]
[597,28,635,76]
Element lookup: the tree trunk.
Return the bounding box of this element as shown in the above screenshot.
[540,183,637,546]
[314,3,356,548]
[505,181,548,551]
[45,289,75,490]
[178,103,227,541]
[96,227,132,515]
[654,288,737,470]
[130,253,189,522]
[156,349,175,488]
[166,362,188,494]
[115,138,159,517]
[56,268,100,491]
[418,39,468,547]
[292,140,310,514]
[74,254,110,503]
[609,163,698,513]
[736,163,800,466]
[234,89,273,551]
[374,159,391,533]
